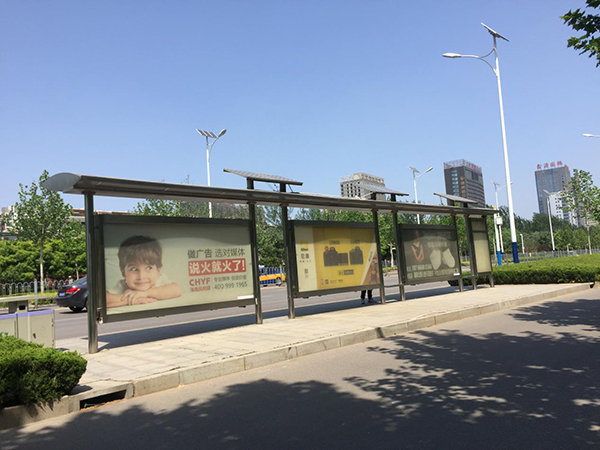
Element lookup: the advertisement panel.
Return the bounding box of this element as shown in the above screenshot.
[400,226,460,283]
[294,222,379,294]
[470,217,492,274]
[101,217,253,318]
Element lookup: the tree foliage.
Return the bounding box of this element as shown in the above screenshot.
[562,169,600,253]
[8,171,72,291]
[562,0,600,67]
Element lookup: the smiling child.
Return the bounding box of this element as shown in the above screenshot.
[106,235,182,308]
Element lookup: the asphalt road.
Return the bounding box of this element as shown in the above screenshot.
[53,274,455,344]
[5,287,600,449]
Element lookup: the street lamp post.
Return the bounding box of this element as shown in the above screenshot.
[408,166,433,224]
[520,233,525,255]
[196,128,227,218]
[543,189,556,255]
[492,181,508,265]
[444,23,520,263]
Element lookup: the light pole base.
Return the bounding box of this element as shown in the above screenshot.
[496,251,502,266]
[512,242,520,264]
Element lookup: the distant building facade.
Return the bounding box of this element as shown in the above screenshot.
[546,191,578,226]
[339,173,386,200]
[0,206,15,240]
[443,159,485,206]
[534,161,571,215]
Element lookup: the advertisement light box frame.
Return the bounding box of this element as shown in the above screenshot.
[96,215,256,324]
[397,223,462,286]
[290,220,381,298]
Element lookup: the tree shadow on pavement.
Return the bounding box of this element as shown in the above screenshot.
[348,328,600,449]
[6,296,600,449]
[509,295,600,333]
[1,379,398,450]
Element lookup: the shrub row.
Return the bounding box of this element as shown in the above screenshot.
[451,254,600,286]
[0,334,87,408]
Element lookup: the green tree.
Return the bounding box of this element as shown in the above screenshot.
[0,240,38,283]
[562,1,600,67]
[9,171,72,293]
[46,221,87,279]
[563,169,600,253]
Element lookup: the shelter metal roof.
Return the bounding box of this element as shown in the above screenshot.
[42,173,495,216]
[223,169,303,186]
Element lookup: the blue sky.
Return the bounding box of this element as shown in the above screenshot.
[1,1,598,218]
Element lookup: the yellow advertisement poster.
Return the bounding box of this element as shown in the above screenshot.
[294,224,378,293]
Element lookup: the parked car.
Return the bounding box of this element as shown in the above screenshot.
[56,277,88,312]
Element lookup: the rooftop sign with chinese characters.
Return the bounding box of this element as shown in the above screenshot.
[536,161,568,171]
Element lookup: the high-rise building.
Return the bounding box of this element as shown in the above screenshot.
[443,159,485,206]
[534,161,571,215]
[339,173,386,200]
[546,191,578,226]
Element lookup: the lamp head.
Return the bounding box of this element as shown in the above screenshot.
[583,133,599,137]
[218,129,227,137]
[443,53,462,58]
[424,167,433,174]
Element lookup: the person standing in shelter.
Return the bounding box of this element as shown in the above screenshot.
[360,289,374,304]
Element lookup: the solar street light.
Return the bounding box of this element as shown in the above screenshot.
[408,166,433,224]
[443,23,520,263]
[196,128,227,218]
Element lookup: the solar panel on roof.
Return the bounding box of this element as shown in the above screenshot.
[433,192,478,204]
[360,183,409,196]
[223,168,303,186]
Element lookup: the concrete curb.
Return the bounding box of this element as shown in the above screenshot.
[0,381,132,430]
[1,283,590,430]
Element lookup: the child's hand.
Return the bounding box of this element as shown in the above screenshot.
[131,296,157,305]
[123,289,157,306]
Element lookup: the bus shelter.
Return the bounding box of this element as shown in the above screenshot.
[43,171,496,353]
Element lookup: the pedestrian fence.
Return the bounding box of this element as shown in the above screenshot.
[0,279,69,297]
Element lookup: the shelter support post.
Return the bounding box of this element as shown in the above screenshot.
[391,208,405,301]
[372,210,386,304]
[84,192,99,354]
[247,179,263,324]
[280,185,295,319]
[452,215,464,292]
[465,214,478,290]
[483,215,495,288]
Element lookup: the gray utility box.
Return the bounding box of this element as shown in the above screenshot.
[0,295,55,348]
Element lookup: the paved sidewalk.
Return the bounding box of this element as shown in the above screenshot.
[67,283,588,388]
[2,283,590,429]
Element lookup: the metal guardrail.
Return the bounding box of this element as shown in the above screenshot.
[0,280,68,297]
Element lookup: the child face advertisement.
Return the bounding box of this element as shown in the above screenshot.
[103,221,253,316]
[294,224,378,294]
[401,228,460,282]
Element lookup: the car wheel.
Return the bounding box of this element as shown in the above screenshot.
[69,306,84,313]
[275,277,282,286]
